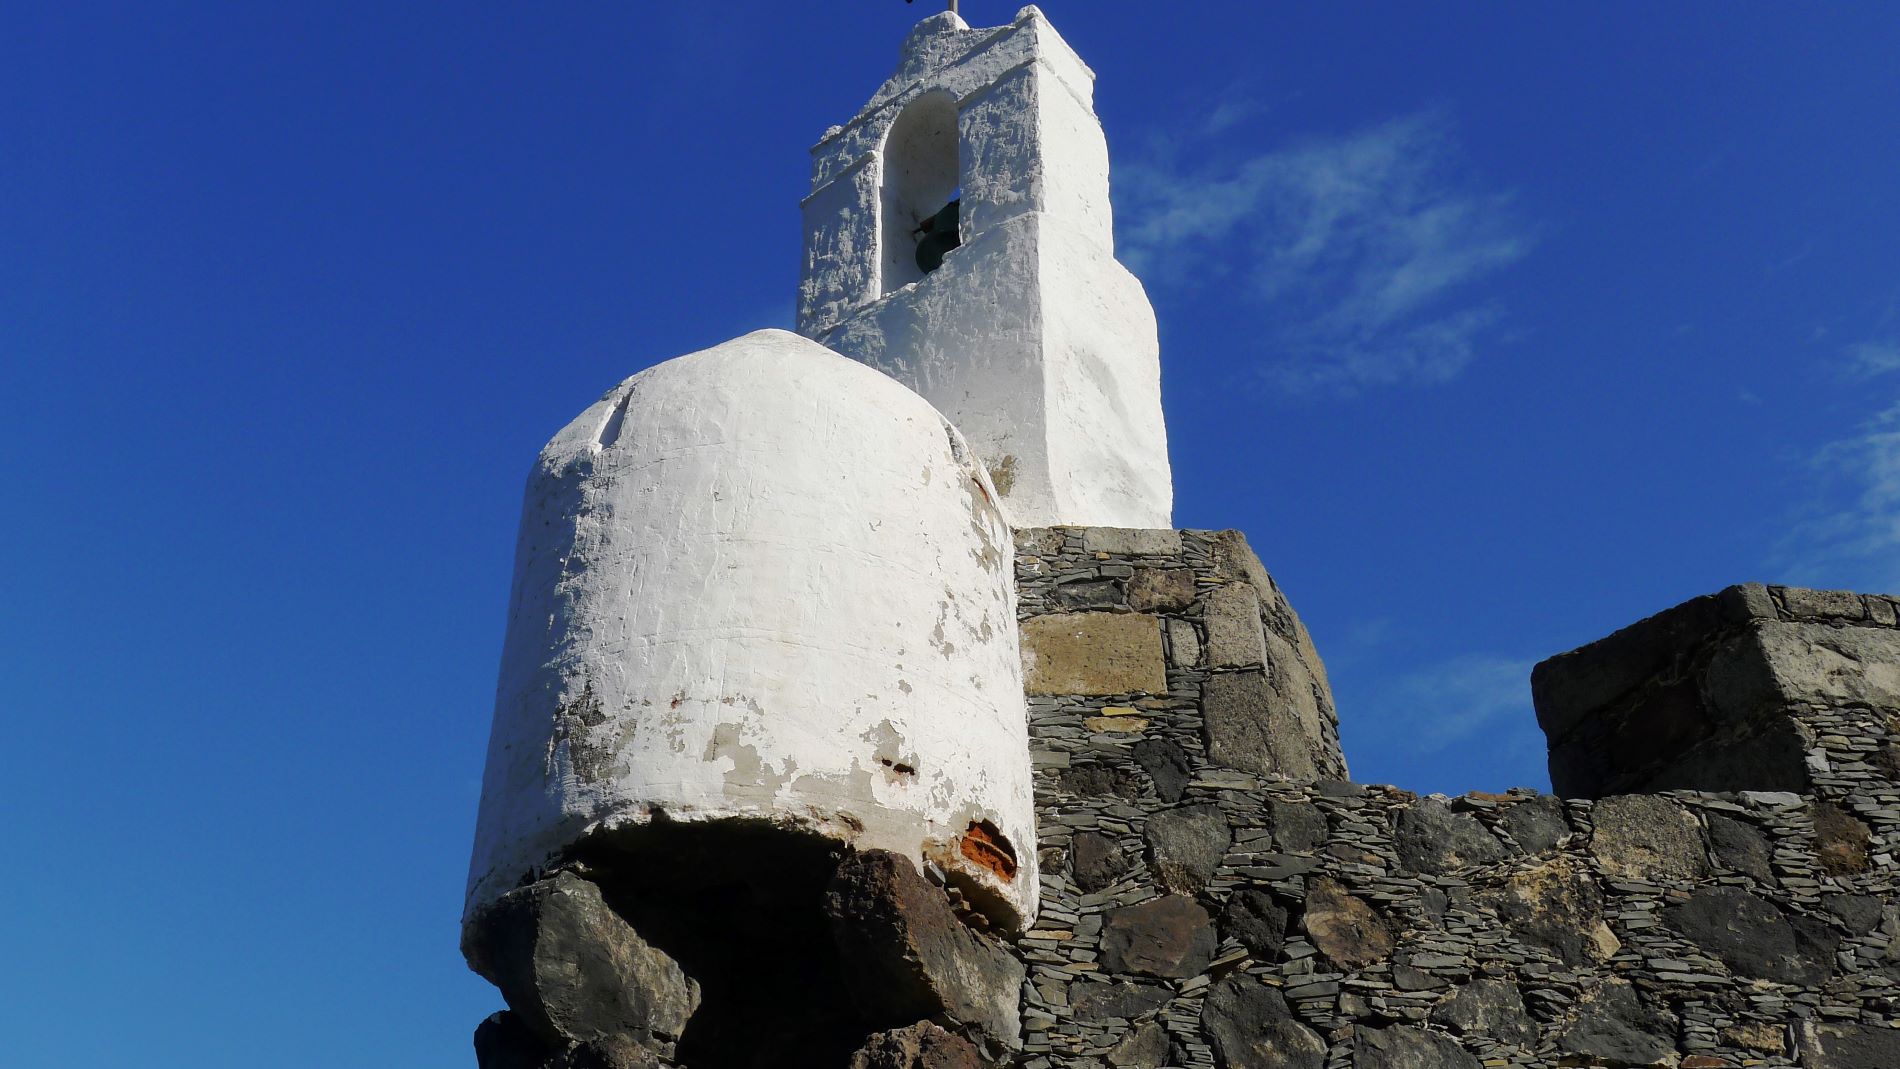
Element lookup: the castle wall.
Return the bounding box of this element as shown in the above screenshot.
[1008,533,1900,1069]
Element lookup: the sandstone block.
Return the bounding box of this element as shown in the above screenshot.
[1127,567,1197,612]
[1022,612,1167,696]
[1084,527,1183,556]
[1165,618,1202,668]
[824,850,1025,1047]
[1303,877,1395,969]
[1589,795,1708,881]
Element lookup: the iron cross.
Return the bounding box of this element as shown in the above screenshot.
[906,0,960,13]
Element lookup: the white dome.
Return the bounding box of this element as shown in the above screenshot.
[466,329,1037,929]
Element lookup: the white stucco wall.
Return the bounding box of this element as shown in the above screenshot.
[796,6,1172,530]
[467,329,1038,930]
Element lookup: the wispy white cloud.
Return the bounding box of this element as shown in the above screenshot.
[1845,339,1900,378]
[1377,652,1537,751]
[1787,401,1900,592]
[1117,110,1534,394]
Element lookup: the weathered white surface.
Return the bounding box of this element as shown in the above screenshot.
[797,6,1172,529]
[468,329,1037,929]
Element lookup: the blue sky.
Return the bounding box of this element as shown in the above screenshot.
[4,2,1898,1065]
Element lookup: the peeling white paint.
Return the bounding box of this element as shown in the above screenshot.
[467,330,1037,929]
[797,5,1172,529]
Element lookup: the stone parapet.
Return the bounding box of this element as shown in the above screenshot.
[1532,584,1900,800]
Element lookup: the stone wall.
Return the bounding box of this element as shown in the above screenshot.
[1011,543,1900,1069]
[1533,584,1900,800]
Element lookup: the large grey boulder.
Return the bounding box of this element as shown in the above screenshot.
[1556,979,1676,1067]
[1353,1025,1480,1069]
[1429,978,1535,1046]
[1664,886,1836,985]
[1394,798,1506,875]
[824,849,1025,1048]
[1144,805,1229,894]
[1201,976,1326,1069]
[1799,1021,1900,1069]
[1100,895,1217,979]
[462,872,699,1063]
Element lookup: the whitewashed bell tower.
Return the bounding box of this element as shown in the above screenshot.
[798,6,1173,530]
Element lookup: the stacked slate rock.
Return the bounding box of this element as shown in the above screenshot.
[1010,536,1900,1069]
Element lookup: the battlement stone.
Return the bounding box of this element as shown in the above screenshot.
[1534,583,1900,799]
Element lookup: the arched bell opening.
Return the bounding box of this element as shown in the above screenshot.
[879,91,961,295]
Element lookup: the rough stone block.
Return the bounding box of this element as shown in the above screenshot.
[1303,877,1394,968]
[1203,670,1320,780]
[1557,979,1677,1068]
[1126,567,1196,612]
[1353,1024,1480,1069]
[1021,612,1167,696]
[846,1022,987,1069]
[1588,795,1707,881]
[1800,1021,1900,1069]
[1143,805,1229,894]
[1083,527,1183,556]
[1429,978,1535,1045]
[1533,583,1900,796]
[1203,582,1267,668]
[1201,977,1325,1069]
[462,873,699,1062]
[1664,886,1836,985]
[1220,890,1289,961]
[1394,798,1507,875]
[1105,1021,1169,1069]
[824,850,1025,1048]
[1100,895,1216,979]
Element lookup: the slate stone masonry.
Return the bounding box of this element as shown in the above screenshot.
[1009,533,1900,1069]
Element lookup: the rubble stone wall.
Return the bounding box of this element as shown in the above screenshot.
[1013,538,1900,1069]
